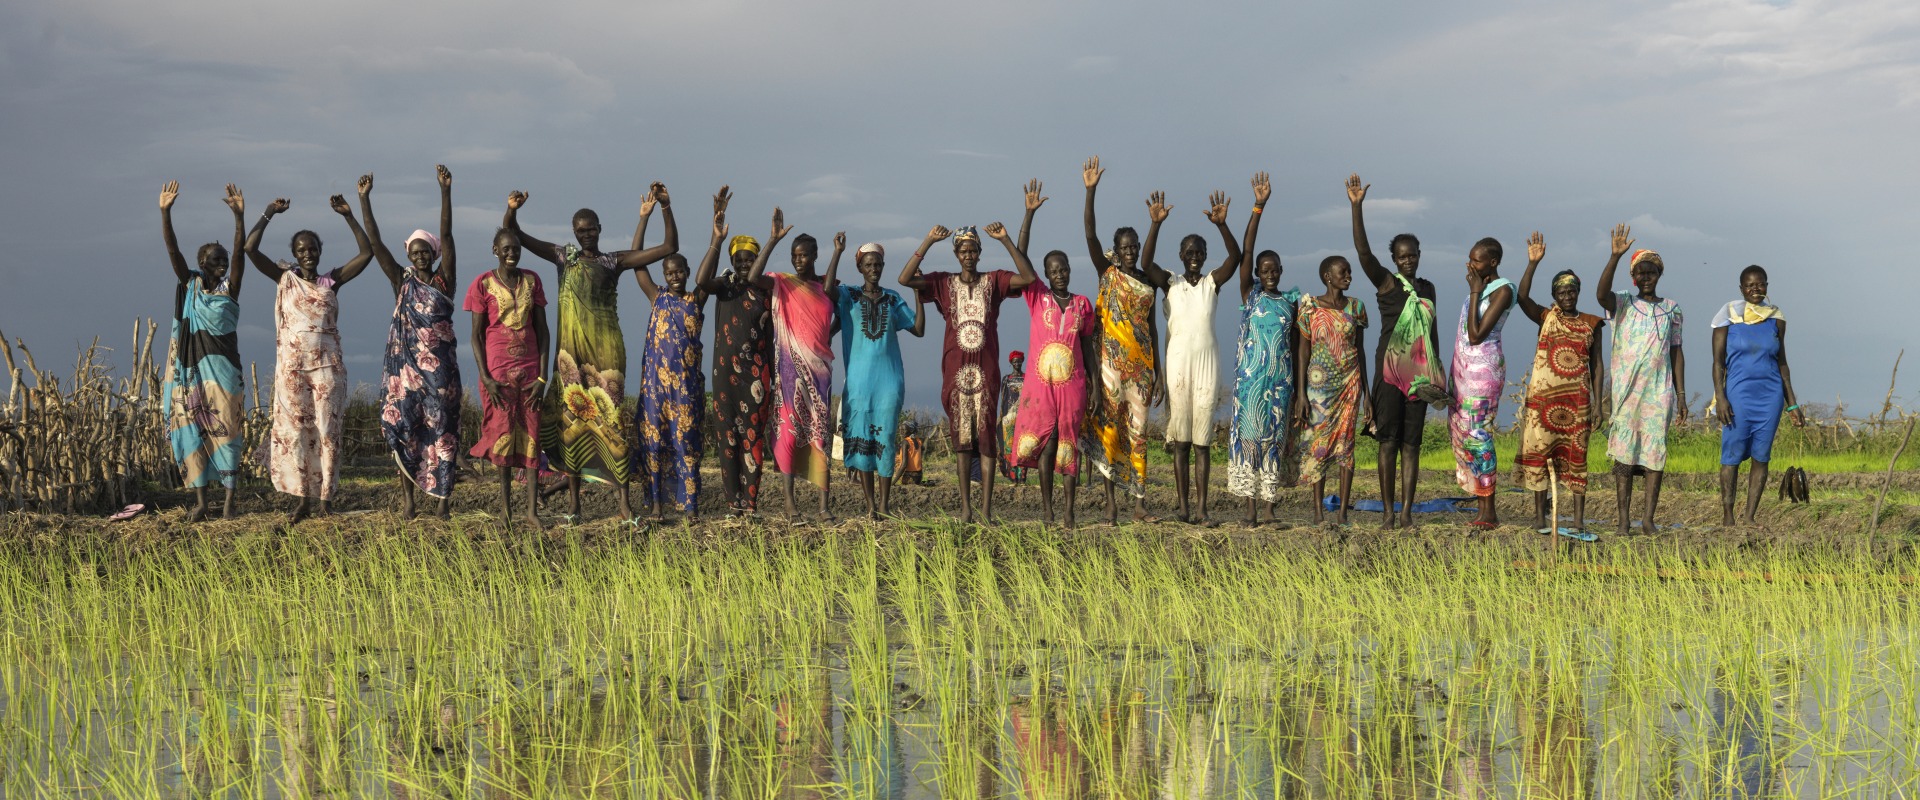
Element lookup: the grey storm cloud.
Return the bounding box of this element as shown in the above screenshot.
[2,0,1916,416]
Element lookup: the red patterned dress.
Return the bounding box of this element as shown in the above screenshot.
[1515,310,1603,493]
[925,270,1015,456]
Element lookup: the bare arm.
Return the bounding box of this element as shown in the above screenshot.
[1081,157,1113,273]
[897,226,951,291]
[823,232,846,297]
[1345,174,1393,291]
[1238,172,1270,303]
[1712,326,1730,426]
[158,182,192,284]
[328,195,376,286]
[472,310,500,408]
[630,186,657,251]
[1204,191,1240,288]
[356,174,405,293]
[1777,319,1804,427]
[689,213,728,304]
[1671,345,1690,423]
[222,184,246,298]
[907,289,929,337]
[1139,192,1170,289]
[614,182,678,272]
[502,191,562,266]
[1017,179,1046,256]
[746,207,792,282]
[1462,281,1511,346]
[435,165,455,290]
[1291,308,1309,432]
[244,198,290,283]
[986,222,1037,290]
[532,305,551,388]
[1515,232,1547,325]
[1596,223,1633,316]
[1588,321,1605,428]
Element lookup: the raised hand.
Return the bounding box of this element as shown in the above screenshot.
[926,225,953,243]
[771,207,793,240]
[329,194,351,216]
[507,190,528,210]
[1527,231,1545,263]
[1346,174,1369,205]
[159,180,179,211]
[712,212,727,241]
[1024,179,1048,211]
[1146,191,1171,224]
[223,184,244,215]
[1610,223,1634,257]
[357,173,373,197]
[639,186,657,217]
[267,198,291,216]
[985,221,1009,241]
[1204,191,1231,224]
[1252,172,1271,206]
[712,185,732,218]
[436,165,451,189]
[650,182,671,208]
[833,231,847,251]
[1082,156,1103,189]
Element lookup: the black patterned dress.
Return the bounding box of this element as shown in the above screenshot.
[711,277,773,510]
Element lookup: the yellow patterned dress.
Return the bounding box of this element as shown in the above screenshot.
[1084,268,1158,497]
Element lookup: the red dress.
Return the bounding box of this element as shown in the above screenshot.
[925,270,1015,455]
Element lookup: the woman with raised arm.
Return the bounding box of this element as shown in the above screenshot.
[464,225,549,530]
[837,242,927,519]
[362,168,461,520]
[629,188,710,522]
[1227,172,1304,526]
[1080,157,1170,525]
[1295,255,1370,526]
[1450,237,1516,529]
[1595,224,1688,537]
[898,214,1040,525]
[1161,190,1242,527]
[1712,265,1804,526]
[706,205,789,517]
[243,191,374,524]
[158,181,248,521]
[1347,173,1448,530]
[772,228,846,521]
[502,183,678,523]
[1512,234,1604,539]
[1005,180,1098,528]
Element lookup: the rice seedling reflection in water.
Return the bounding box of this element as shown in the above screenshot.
[3,525,1918,797]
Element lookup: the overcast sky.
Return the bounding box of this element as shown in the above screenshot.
[4,0,1915,417]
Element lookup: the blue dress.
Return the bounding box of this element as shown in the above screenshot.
[162,273,244,490]
[836,286,916,478]
[1721,318,1784,465]
[1227,288,1302,501]
[380,273,462,498]
[636,292,705,513]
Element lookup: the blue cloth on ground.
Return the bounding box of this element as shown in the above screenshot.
[1323,495,1476,513]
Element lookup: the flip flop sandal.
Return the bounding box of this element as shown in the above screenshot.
[1556,527,1599,542]
[108,504,144,522]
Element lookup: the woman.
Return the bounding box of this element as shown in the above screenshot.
[361,168,460,520]
[1512,233,1604,538]
[1295,256,1370,525]
[502,184,678,523]
[1008,251,1097,529]
[898,214,1039,525]
[836,243,927,519]
[998,351,1028,486]
[243,191,374,524]
[1228,172,1304,526]
[158,181,248,522]
[464,227,548,530]
[1712,264,1805,526]
[771,230,845,520]
[1348,173,1448,530]
[629,189,716,521]
[709,205,790,517]
[1449,237,1515,529]
[1595,225,1688,537]
[1080,156,1169,525]
[1161,190,1242,526]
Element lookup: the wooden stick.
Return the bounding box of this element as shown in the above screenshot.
[1868,417,1916,536]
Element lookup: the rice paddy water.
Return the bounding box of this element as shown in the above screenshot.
[3,524,1919,798]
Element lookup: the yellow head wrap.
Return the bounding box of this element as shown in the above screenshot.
[729,235,761,257]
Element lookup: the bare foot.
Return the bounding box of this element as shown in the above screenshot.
[436,499,452,521]
[401,495,417,520]
[520,514,543,531]
[185,504,208,523]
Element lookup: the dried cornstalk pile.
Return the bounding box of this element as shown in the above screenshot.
[0,321,271,514]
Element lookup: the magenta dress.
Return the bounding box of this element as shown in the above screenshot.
[1009,287,1095,475]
